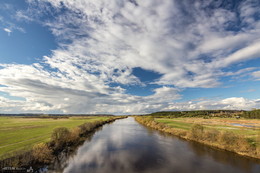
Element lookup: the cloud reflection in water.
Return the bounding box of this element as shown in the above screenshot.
[60,118,259,173]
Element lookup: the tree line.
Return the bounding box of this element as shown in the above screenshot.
[145,109,260,119]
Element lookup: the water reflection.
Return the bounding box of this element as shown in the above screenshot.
[49,118,260,173]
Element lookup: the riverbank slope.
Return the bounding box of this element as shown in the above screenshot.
[0,116,125,168]
[135,116,260,159]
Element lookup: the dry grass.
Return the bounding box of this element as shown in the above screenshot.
[172,117,260,128]
[135,116,260,159]
[155,117,260,145]
[32,143,53,163]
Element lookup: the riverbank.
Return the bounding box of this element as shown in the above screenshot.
[0,116,115,159]
[0,116,126,168]
[135,116,260,160]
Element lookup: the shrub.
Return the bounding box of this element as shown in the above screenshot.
[32,143,53,163]
[79,122,94,135]
[218,131,237,147]
[205,129,220,142]
[235,136,252,153]
[157,122,166,129]
[51,127,71,150]
[190,124,204,140]
[256,132,260,156]
[68,127,80,143]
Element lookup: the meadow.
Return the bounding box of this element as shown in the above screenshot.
[0,116,112,159]
[155,117,260,144]
[136,115,260,159]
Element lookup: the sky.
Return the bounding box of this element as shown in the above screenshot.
[0,0,260,114]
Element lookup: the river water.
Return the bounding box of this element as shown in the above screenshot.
[48,117,260,173]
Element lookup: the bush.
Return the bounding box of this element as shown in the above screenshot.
[32,143,53,163]
[51,127,71,150]
[205,129,220,142]
[68,127,80,143]
[79,122,94,135]
[235,136,252,153]
[157,122,166,129]
[219,131,237,147]
[256,132,260,156]
[190,124,204,140]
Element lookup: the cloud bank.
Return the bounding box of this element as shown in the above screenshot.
[0,0,260,113]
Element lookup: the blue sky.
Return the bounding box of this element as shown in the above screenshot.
[0,0,260,114]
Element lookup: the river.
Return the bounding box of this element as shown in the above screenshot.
[47,117,260,173]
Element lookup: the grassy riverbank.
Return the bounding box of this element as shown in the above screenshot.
[0,116,121,160]
[135,116,260,159]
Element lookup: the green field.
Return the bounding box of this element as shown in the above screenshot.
[155,117,260,143]
[136,116,260,159]
[155,119,192,130]
[0,116,111,159]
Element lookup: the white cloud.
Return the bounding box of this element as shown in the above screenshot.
[31,0,260,88]
[211,41,260,68]
[16,11,33,22]
[252,71,260,80]
[0,0,260,113]
[0,3,26,34]
[166,97,260,111]
[0,63,181,114]
[3,28,12,36]
[220,97,257,110]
